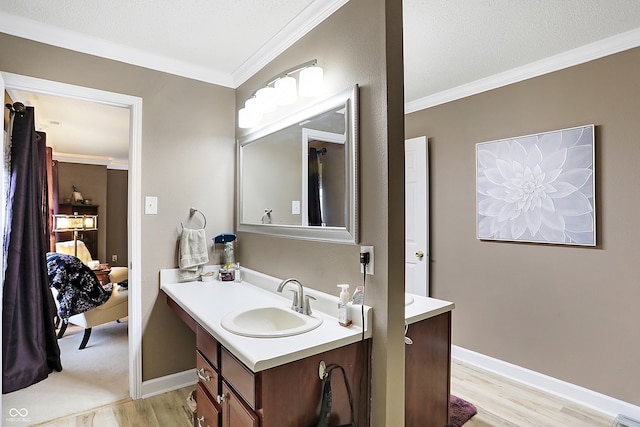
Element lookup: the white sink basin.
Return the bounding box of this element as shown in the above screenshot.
[220,306,323,338]
[405,293,415,305]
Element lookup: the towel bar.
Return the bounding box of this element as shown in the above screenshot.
[181,208,207,229]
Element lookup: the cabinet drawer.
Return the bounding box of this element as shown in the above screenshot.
[196,382,221,427]
[196,351,219,401]
[197,325,219,369]
[221,347,256,409]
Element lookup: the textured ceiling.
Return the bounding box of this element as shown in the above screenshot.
[7,89,130,164]
[403,0,640,103]
[3,0,640,163]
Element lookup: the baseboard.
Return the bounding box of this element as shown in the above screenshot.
[141,369,197,399]
[452,346,640,420]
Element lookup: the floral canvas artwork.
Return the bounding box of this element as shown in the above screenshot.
[476,125,595,246]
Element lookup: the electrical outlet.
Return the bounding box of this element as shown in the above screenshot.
[112,254,118,262]
[360,245,374,275]
[292,200,300,215]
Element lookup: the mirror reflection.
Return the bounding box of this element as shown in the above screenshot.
[238,85,358,243]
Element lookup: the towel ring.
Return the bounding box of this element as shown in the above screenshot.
[181,208,207,229]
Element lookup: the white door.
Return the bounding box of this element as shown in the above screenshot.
[405,136,429,296]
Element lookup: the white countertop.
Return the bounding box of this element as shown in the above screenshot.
[161,267,454,372]
[404,293,455,324]
[160,267,373,373]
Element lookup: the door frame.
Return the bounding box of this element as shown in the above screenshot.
[1,71,143,399]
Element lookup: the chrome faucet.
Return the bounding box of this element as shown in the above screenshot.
[277,278,305,313]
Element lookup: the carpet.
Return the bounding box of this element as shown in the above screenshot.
[2,319,129,425]
[448,395,477,427]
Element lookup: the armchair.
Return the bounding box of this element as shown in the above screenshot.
[49,242,128,349]
[55,240,129,286]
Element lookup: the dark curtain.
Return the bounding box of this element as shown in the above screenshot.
[308,148,322,226]
[3,106,62,394]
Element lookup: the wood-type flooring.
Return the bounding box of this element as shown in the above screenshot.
[37,360,616,426]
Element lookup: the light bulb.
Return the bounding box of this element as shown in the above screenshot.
[238,97,262,128]
[256,86,277,113]
[245,96,262,116]
[299,65,323,97]
[238,108,255,129]
[275,76,297,105]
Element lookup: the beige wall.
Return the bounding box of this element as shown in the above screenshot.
[236,0,406,424]
[57,162,108,261]
[56,164,128,266]
[107,169,128,267]
[0,33,236,381]
[406,47,640,405]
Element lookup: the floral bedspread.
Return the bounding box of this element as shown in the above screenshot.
[46,252,112,322]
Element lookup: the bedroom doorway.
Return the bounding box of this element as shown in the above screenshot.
[1,72,143,414]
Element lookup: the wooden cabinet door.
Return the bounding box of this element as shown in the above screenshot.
[196,382,221,427]
[221,382,259,427]
[405,312,451,427]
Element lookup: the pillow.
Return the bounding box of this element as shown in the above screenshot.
[55,240,94,266]
[109,266,128,284]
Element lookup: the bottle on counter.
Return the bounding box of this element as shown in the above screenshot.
[337,284,352,327]
[233,262,242,283]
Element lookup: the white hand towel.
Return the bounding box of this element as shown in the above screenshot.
[178,228,209,281]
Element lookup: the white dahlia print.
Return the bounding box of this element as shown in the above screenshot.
[476,125,595,245]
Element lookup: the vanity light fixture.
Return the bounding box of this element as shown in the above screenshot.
[238,59,324,129]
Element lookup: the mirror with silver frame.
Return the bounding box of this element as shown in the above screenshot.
[238,85,358,244]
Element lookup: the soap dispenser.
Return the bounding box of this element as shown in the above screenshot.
[213,233,237,281]
[337,284,352,327]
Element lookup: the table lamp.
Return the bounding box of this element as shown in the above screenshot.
[53,213,98,257]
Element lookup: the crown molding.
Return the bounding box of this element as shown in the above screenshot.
[0,11,234,88]
[53,152,129,170]
[405,27,640,114]
[0,1,348,90]
[231,0,350,87]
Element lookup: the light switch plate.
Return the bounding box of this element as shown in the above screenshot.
[145,196,158,215]
[292,200,301,215]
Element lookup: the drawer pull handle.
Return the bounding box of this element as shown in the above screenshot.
[216,394,226,404]
[196,415,211,427]
[197,368,211,382]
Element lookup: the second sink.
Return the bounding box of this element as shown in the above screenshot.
[220,306,323,338]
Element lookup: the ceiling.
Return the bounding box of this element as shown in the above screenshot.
[3,0,640,166]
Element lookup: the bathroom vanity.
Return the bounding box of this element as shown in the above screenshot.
[161,268,373,427]
[161,268,454,427]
